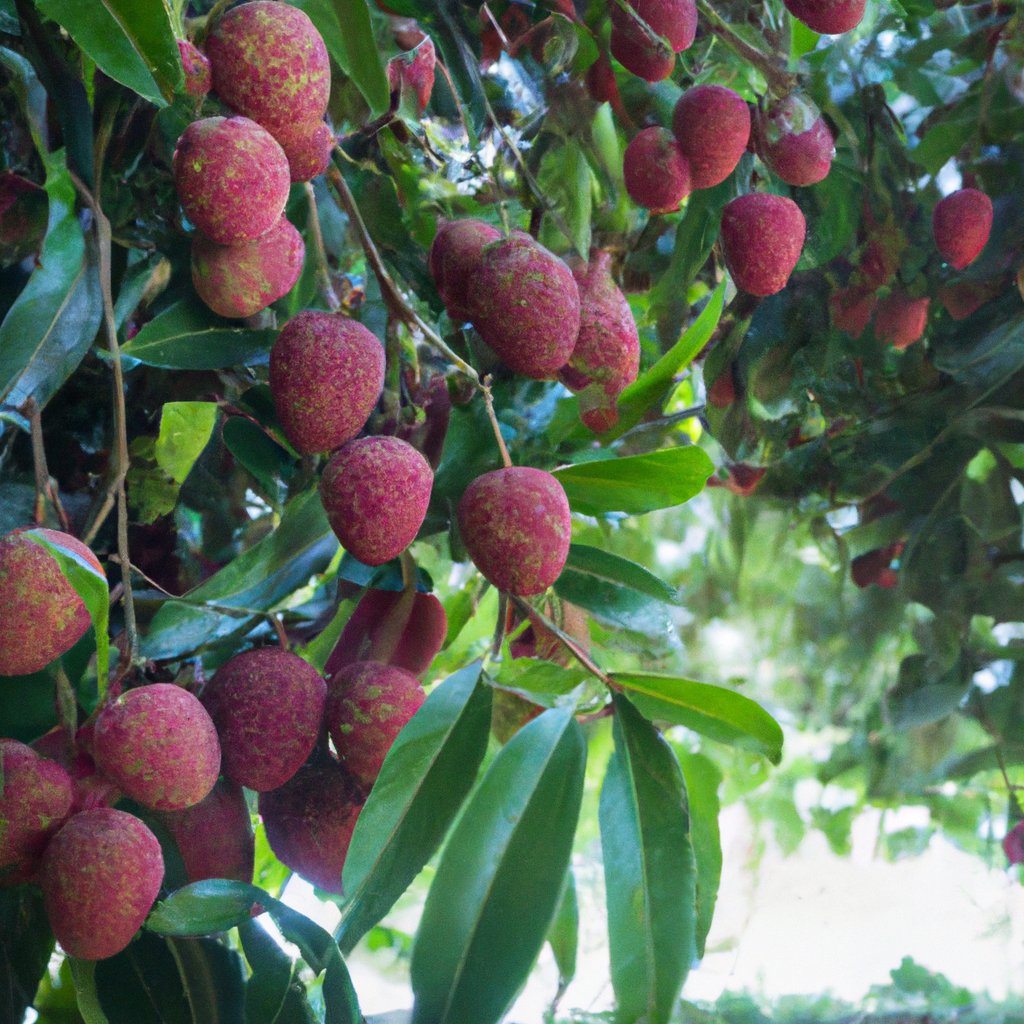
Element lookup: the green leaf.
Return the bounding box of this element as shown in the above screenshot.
[547,868,578,992]
[538,139,593,258]
[561,545,680,604]
[612,672,784,764]
[410,706,586,1024]
[0,885,53,1024]
[678,750,723,959]
[68,959,112,1024]
[238,918,311,1024]
[154,402,219,484]
[554,446,714,516]
[338,663,492,953]
[92,931,192,1024]
[493,658,590,697]
[120,297,278,369]
[222,416,292,505]
[600,694,696,1024]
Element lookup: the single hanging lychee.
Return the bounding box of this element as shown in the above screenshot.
[932,188,993,270]
[720,193,806,296]
[672,85,751,190]
[756,94,835,187]
[874,290,930,349]
[623,127,691,214]
[427,218,502,322]
[783,0,867,34]
[610,0,696,82]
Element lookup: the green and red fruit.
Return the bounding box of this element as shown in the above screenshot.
[672,85,751,190]
[177,39,211,98]
[610,0,695,81]
[427,218,501,322]
[756,94,834,186]
[874,290,930,349]
[191,215,304,319]
[173,116,291,245]
[457,466,572,596]
[623,127,691,214]
[270,311,385,454]
[202,647,327,792]
[93,683,221,811]
[387,35,436,114]
[782,0,866,34]
[277,122,334,183]
[720,193,806,296]
[320,436,433,566]
[40,807,164,960]
[932,188,993,270]
[829,284,877,336]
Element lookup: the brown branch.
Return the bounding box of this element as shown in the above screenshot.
[697,0,798,95]
[482,376,513,468]
[303,181,341,311]
[22,397,69,529]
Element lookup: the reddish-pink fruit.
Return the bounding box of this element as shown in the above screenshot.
[0,528,101,677]
[206,1,330,143]
[940,280,999,321]
[93,684,221,811]
[585,52,619,103]
[41,808,164,960]
[874,291,930,350]
[173,116,291,245]
[259,752,362,894]
[457,466,572,596]
[324,588,448,678]
[159,779,254,884]
[270,311,385,454]
[387,35,436,114]
[178,39,212,98]
[720,193,806,296]
[31,725,121,813]
[192,215,304,319]
[469,234,581,379]
[623,127,691,214]
[277,122,334,183]
[932,188,993,270]
[428,218,502,322]
[202,647,327,792]
[1004,820,1024,865]
[858,226,904,289]
[320,436,433,566]
[0,740,74,884]
[326,661,425,790]
[829,284,877,336]
[782,0,866,33]
[672,85,751,190]
[610,0,696,81]
[756,95,834,186]
[609,23,675,82]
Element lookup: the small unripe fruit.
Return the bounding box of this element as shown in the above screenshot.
[277,122,334,183]
[874,291,930,349]
[93,684,221,811]
[41,808,164,960]
[623,127,691,214]
[672,85,751,190]
[782,0,867,34]
[932,188,993,270]
[191,215,304,319]
[177,40,212,98]
[320,436,433,566]
[457,466,571,596]
[428,218,501,322]
[173,116,291,245]
[720,193,806,296]
[610,0,695,81]
[202,647,327,792]
[270,311,385,455]
[756,95,834,187]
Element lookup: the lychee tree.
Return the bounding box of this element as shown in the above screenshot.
[0,0,1020,1022]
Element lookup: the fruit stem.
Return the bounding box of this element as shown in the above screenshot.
[53,661,78,744]
[400,549,417,591]
[481,377,513,468]
[21,396,69,530]
[303,182,341,311]
[697,0,798,95]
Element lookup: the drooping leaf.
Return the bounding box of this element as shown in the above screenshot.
[547,867,578,993]
[0,885,53,1024]
[92,930,192,1024]
[678,750,723,959]
[561,545,680,604]
[238,918,307,1024]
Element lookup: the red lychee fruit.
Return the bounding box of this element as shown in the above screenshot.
[427,218,502,322]
[277,122,334,183]
[177,40,211,98]
[874,291,929,349]
[756,94,834,186]
[191,214,304,319]
[269,310,385,455]
[202,647,327,792]
[939,279,1000,321]
[457,466,572,596]
[31,724,122,814]
[206,1,331,143]
[40,807,164,960]
[932,188,993,270]
[782,0,867,34]
[610,0,696,81]
[173,116,291,245]
[829,284,877,336]
[858,226,904,289]
[0,528,101,677]
[320,436,433,566]
[851,543,902,588]
[720,193,806,296]
[325,660,425,790]
[387,35,436,114]
[623,127,691,215]
[1004,820,1024,866]
[672,85,751,190]
[609,24,674,82]
[585,52,619,104]
[93,683,221,811]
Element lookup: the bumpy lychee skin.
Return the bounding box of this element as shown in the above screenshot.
[609,24,674,82]
[320,436,433,566]
[206,1,330,142]
[0,528,100,677]
[31,725,121,814]
[585,52,619,103]
[173,116,291,245]
[326,661,425,790]
[178,40,212,98]
[672,85,751,190]
[756,95,835,187]
[932,188,993,270]
[720,193,806,296]
[202,647,327,792]
[623,127,691,214]
[829,284,877,336]
[40,807,164,960]
[428,218,501,322]
[470,234,582,379]
[610,0,695,80]
[874,291,930,350]
[0,739,74,884]
[457,467,572,596]
[269,311,385,455]
[93,684,221,811]
[277,122,334,183]
[192,215,304,319]
[783,0,866,33]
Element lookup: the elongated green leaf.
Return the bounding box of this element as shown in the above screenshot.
[338,663,491,953]
[547,867,578,992]
[613,672,784,764]
[410,706,586,1024]
[92,931,192,1024]
[238,918,305,1024]
[562,545,680,604]
[120,297,278,369]
[554,447,714,516]
[154,402,219,484]
[493,658,590,697]
[600,694,696,1024]
[678,750,723,959]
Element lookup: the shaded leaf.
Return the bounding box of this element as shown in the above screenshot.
[547,867,578,992]
[0,885,53,1024]
[678,750,723,959]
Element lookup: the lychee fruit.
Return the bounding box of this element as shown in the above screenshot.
[829,284,877,336]
[672,85,752,190]
[427,218,501,322]
[457,466,572,596]
[325,660,425,790]
[201,647,327,792]
[191,214,305,319]
[720,193,806,296]
[874,290,930,349]
[756,94,835,186]
[173,116,291,245]
[177,40,212,98]
[320,436,433,566]
[932,188,993,270]
[585,52,619,104]
[277,121,334,183]
[610,0,696,81]
[782,0,867,34]
[387,35,436,114]
[93,683,221,811]
[940,279,999,321]
[1004,820,1024,865]
[269,310,385,455]
[623,127,691,214]
[32,724,122,814]
[40,807,164,960]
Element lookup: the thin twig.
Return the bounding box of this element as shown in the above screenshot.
[303,181,341,311]
[23,397,69,529]
[268,613,289,650]
[482,376,513,468]
[697,0,798,94]
[491,590,509,659]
